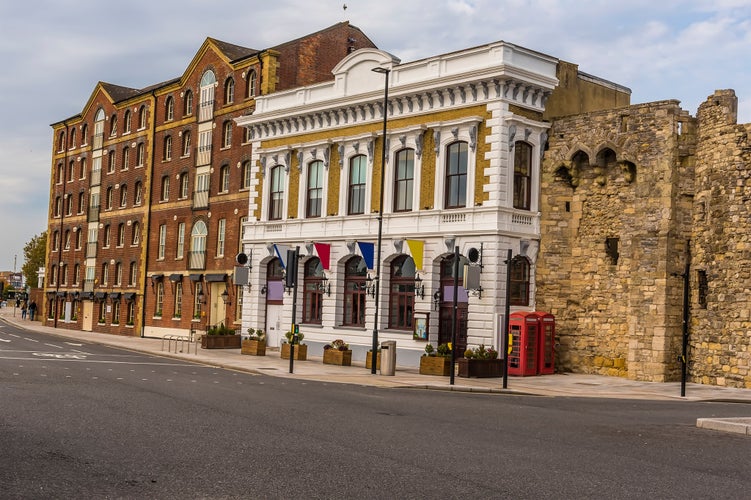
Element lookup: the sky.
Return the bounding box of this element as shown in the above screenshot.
[1,0,751,274]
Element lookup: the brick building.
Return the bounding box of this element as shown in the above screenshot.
[46,22,376,337]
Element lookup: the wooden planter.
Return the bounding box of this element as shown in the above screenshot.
[365,351,381,370]
[323,349,352,366]
[241,339,266,356]
[281,343,308,360]
[419,356,451,376]
[201,334,241,349]
[456,358,503,378]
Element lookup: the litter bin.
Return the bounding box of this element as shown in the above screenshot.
[380,340,396,376]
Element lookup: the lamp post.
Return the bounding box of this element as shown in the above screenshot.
[370,66,390,375]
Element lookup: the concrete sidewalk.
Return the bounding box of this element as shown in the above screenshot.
[2,307,750,435]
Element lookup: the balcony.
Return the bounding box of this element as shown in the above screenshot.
[92,133,103,150]
[192,189,209,210]
[198,100,214,122]
[88,205,100,222]
[86,242,97,258]
[83,279,96,293]
[188,250,206,270]
[196,144,212,166]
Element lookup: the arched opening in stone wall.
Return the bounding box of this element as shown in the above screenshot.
[619,160,636,183]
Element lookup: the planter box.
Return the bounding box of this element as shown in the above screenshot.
[323,349,352,366]
[420,356,451,376]
[281,343,308,360]
[366,351,381,370]
[456,358,503,378]
[201,334,241,349]
[241,339,266,356]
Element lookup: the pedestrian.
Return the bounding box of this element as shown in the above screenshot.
[28,300,37,321]
[21,301,27,320]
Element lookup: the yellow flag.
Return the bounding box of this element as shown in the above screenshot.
[406,239,424,270]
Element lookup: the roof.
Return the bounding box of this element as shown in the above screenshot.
[208,38,259,62]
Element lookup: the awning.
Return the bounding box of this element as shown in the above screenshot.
[94,292,107,300]
[56,291,67,298]
[151,274,164,281]
[108,292,121,300]
[169,273,183,282]
[123,293,136,302]
[79,292,94,300]
[189,274,203,282]
[205,273,227,282]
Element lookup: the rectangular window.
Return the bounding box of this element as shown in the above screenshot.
[155,282,164,316]
[158,224,166,259]
[174,282,183,318]
[306,160,323,218]
[513,142,532,210]
[445,142,468,209]
[176,222,185,259]
[394,149,414,212]
[269,166,284,220]
[348,155,366,215]
[216,219,226,257]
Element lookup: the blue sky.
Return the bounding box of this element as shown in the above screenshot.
[1,0,750,275]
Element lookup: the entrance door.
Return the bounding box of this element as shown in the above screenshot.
[82,301,93,331]
[209,282,227,327]
[438,301,468,355]
[265,304,284,348]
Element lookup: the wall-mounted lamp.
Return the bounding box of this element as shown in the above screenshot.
[197,291,206,304]
[260,285,267,296]
[433,290,442,311]
[220,288,231,305]
[316,275,331,297]
[366,274,378,298]
[414,273,424,299]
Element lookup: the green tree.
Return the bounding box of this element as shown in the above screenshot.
[22,231,46,289]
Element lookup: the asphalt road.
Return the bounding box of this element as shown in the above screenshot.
[1,322,750,499]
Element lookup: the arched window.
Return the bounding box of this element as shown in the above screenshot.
[115,262,123,285]
[246,69,257,98]
[134,181,142,205]
[343,256,366,326]
[57,130,65,152]
[241,160,252,189]
[394,148,414,212]
[79,158,86,179]
[101,262,109,285]
[265,258,284,304]
[509,256,531,306]
[388,255,416,330]
[109,114,117,136]
[52,231,59,251]
[77,192,85,214]
[81,124,88,145]
[138,105,147,130]
[136,143,145,166]
[56,163,63,184]
[303,258,324,324]
[222,121,232,148]
[269,165,285,220]
[121,146,130,170]
[165,96,174,121]
[94,108,105,147]
[224,77,235,104]
[348,155,366,215]
[107,150,116,172]
[123,110,131,133]
[182,130,191,156]
[132,222,140,245]
[68,160,75,182]
[220,165,230,193]
[190,220,207,269]
[69,128,76,148]
[183,89,193,116]
[161,176,170,201]
[199,70,216,121]
[445,141,468,209]
[64,230,71,250]
[75,229,82,250]
[179,173,189,199]
[513,141,532,210]
[306,160,323,218]
[105,186,113,210]
[119,185,127,207]
[103,224,111,247]
[117,223,125,247]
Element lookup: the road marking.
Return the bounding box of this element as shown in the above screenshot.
[0,338,10,343]
[44,343,63,349]
[24,338,39,343]
[9,334,19,338]
[65,342,83,347]
[33,352,87,360]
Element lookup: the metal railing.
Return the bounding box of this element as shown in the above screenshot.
[187,250,206,270]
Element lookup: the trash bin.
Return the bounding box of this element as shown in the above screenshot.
[380,340,396,376]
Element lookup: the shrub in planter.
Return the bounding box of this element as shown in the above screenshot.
[281,330,307,360]
[419,343,452,376]
[242,328,267,356]
[323,339,352,366]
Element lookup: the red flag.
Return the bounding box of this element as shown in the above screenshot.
[314,242,331,270]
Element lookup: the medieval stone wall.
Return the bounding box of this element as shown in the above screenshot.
[692,90,751,388]
[537,100,696,381]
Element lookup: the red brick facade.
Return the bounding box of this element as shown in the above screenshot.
[46,23,377,337]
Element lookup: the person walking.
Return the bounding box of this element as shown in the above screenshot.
[21,301,27,320]
[28,300,37,321]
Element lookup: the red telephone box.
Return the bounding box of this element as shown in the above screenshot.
[508,311,555,376]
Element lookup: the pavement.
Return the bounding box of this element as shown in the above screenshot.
[2,307,750,436]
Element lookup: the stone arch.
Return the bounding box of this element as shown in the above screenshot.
[618,160,637,183]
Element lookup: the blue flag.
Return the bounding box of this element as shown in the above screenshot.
[357,241,375,270]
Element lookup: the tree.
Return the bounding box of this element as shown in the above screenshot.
[22,232,46,289]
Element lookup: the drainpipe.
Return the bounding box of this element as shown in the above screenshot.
[139,91,158,338]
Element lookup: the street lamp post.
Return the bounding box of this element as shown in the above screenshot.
[370,66,390,375]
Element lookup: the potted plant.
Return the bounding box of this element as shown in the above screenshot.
[419,343,452,376]
[280,330,307,360]
[201,323,241,349]
[322,339,352,366]
[241,328,267,356]
[366,347,381,370]
[457,344,502,378]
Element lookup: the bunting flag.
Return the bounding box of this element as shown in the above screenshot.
[357,241,375,270]
[406,239,424,270]
[273,244,291,268]
[313,242,331,270]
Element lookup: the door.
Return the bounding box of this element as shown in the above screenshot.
[82,301,93,331]
[209,282,227,328]
[265,304,284,348]
[438,300,468,355]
